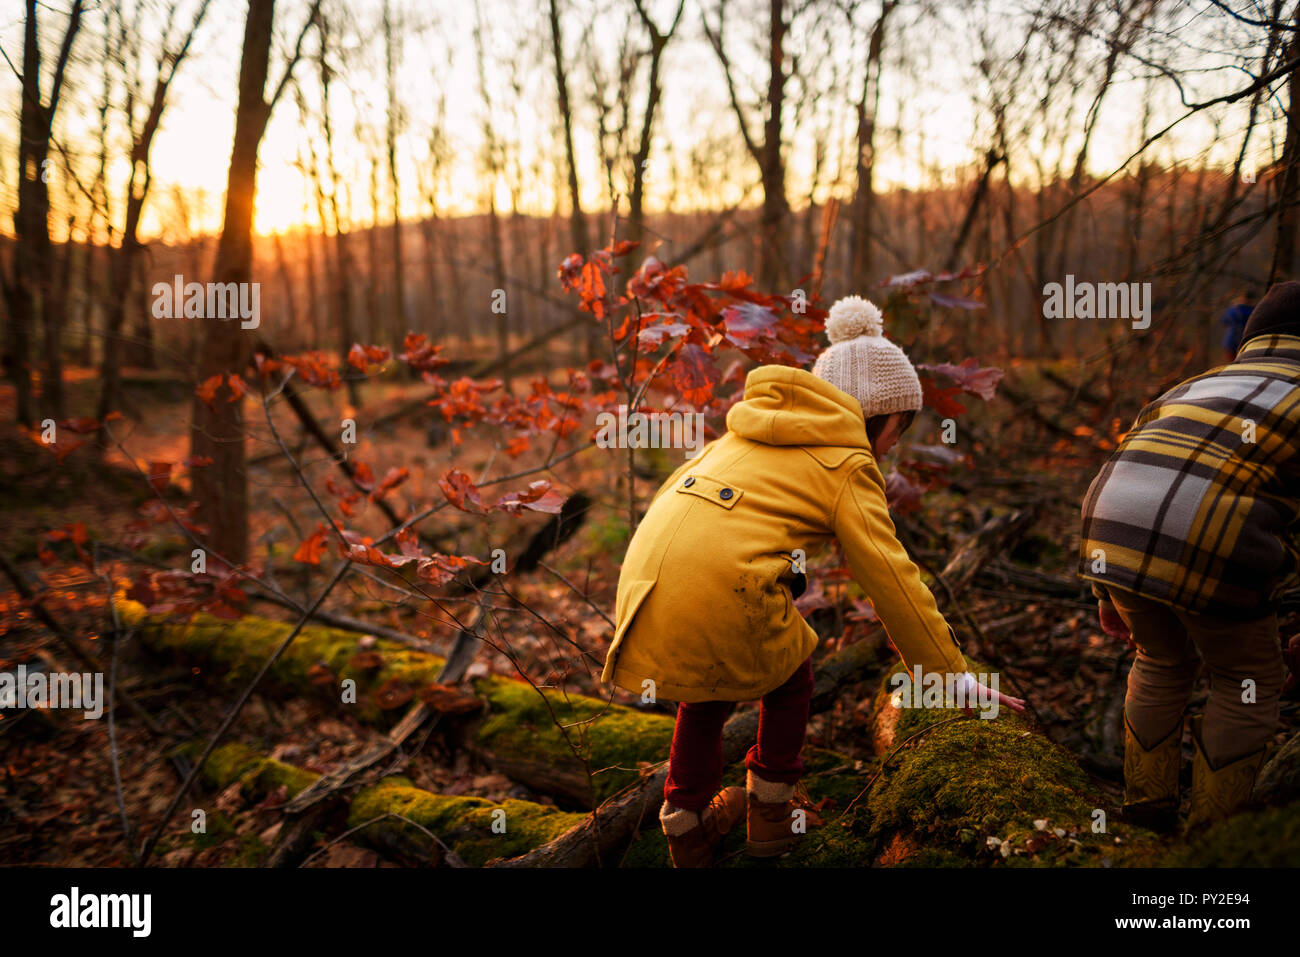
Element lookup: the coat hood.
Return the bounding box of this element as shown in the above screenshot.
[726,365,870,449]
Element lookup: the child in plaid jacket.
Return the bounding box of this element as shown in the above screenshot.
[1080,281,1300,830]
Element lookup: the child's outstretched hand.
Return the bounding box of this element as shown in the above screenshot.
[960,672,1026,716]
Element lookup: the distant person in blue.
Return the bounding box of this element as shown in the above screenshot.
[1218,289,1257,361]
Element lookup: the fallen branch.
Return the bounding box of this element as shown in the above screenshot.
[264,607,487,867]
[189,741,585,867]
[136,560,352,864]
[117,597,675,807]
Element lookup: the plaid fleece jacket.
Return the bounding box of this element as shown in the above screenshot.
[1079,334,1300,618]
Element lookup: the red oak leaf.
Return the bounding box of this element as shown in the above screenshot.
[439,469,489,513]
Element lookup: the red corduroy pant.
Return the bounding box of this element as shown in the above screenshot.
[662,657,814,812]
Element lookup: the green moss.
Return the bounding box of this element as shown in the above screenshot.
[863,660,1165,866]
[347,776,587,867]
[190,741,320,798]
[454,798,590,866]
[867,716,1096,838]
[127,603,683,806]
[195,741,261,782]
[473,678,674,805]
[1166,800,1300,867]
[182,745,589,867]
[122,599,447,724]
[131,608,1184,868]
[894,847,971,868]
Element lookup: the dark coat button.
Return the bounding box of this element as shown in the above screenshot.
[719,488,733,500]
[683,476,695,487]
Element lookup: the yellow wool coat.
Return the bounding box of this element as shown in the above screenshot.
[601,365,967,703]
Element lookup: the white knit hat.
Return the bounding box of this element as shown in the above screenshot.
[812,295,922,418]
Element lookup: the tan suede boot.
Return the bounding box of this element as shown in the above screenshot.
[745,771,824,858]
[1186,715,1266,831]
[1121,713,1182,833]
[661,786,746,868]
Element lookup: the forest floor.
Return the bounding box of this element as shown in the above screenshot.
[2,358,1297,867]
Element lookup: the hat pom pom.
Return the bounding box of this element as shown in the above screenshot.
[825,295,884,343]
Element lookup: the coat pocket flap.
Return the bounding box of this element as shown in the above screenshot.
[673,474,744,509]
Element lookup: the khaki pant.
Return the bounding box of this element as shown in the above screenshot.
[1108,588,1282,766]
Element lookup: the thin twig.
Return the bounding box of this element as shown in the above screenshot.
[103,560,140,863]
[298,811,465,868]
[137,560,352,864]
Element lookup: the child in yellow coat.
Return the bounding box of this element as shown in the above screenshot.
[602,296,1023,866]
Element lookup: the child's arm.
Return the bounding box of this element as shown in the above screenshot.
[833,462,1026,713]
[830,458,971,677]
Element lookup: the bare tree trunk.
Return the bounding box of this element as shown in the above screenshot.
[703,0,790,292]
[849,1,896,285]
[49,213,75,379]
[550,0,589,259]
[1270,4,1300,286]
[310,20,362,406]
[1125,88,1153,279]
[190,0,316,566]
[419,216,441,336]
[366,152,383,345]
[442,218,465,346]
[76,238,96,367]
[420,102,451,339]
[946,150,1004,273]
[3,0,84,426]
[473,2,511,389]
[132,251,156,369]
[273,231,300,338]
[627,0,685,247]
[97,0,211,434]
[759,0,790,291]
[300,203,322,349]
[383,0,408,351]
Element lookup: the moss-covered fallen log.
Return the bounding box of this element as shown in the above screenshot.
[497,654,1159,869]
[117,596,673,807]
[861,662,1300,866]
[124,504,1161,867]
[860,660,1164,865]
[187,741,588,867]
[495,510,1048,866]
[143,602,1298,866]
[190,739,880,867]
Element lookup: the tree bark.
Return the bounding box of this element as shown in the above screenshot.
[4,0,84,426]
[1271,4,1300,286]
[383,0,408,350]
[848,1,896,285]
[190,0,278,567]
[549,0,589,260]
[627,0,685,248]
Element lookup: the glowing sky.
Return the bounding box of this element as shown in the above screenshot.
[0,0,1275,242]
